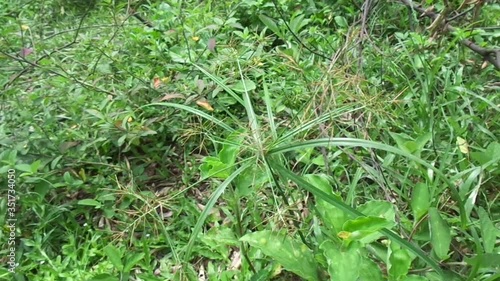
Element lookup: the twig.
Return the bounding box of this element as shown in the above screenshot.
[397,0,500,70]
[2,10,88,90]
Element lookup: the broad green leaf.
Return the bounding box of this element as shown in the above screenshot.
[240,230,319,281]
[428,208,451,260]
[200,227,238,259]
[334,16,348,28]
[268,159,443,276]
[358,200,396,221]
[342,216,393,241]
[388,247,412,280]
[343,216,392,232]
[477,207,497,253]
[235,164,268,197]
[199,156,231,179]
[30,160,42,173]
[356,201,397,243]
[219,130,244,165]
[411,183,431,221]
[123,252,145,272]
[470,141,500,168]
[358,256,384,281]
[14,163,32,173]
[103,244,123,271]
[200,130,244,179]
[414,132,432,154]
[320,240,360,281]
[304,174,347,233]
[289,14,310,33]
[464,253,500,269]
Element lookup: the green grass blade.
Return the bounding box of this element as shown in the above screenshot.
[268,138,467,228]
[191,63,245,106]
[141,102,235,132]
[274,105,363,146]
[267,159,444,276]
[262,81,278,141]
[237,60,263,152]
[183,161,252,261]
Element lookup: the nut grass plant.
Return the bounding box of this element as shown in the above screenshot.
[1,0,498,279]
[142,60,465,279]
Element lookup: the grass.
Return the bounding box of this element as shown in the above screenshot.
[0,0,499,280]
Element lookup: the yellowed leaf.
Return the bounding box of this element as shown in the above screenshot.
[457,137,469,154]
[196,99,214,111]
[159,93,184,101]
[337,231,351,240]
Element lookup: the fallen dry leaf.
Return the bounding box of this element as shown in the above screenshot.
[159,93,184,101]
[153,77,162,89]
[196,99,214,111]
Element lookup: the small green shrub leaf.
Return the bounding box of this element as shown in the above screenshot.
[240,230,319,281]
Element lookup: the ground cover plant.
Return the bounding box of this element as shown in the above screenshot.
[0,0,499,280]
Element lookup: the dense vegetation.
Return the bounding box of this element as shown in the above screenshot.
[1,0,499,280]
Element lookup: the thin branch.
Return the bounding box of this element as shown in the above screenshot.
[397,0,500,70]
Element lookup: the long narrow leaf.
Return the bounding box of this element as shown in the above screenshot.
[184,161,252,261]
[268,138,467,228]
[237,60,263,152]
[275,106,362,146]
[267,159,444,276]
[191,63,245,106]
[141,102,234,132]
[263,81,278,141]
